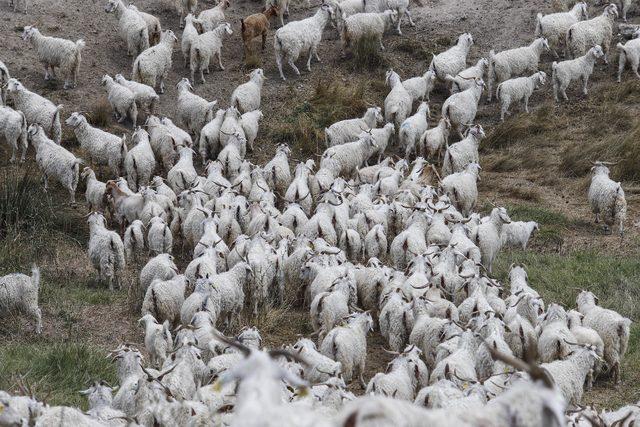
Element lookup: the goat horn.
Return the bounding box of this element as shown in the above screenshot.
[211,330,251,356]
[268,349,309,366]
[485,343,554,389]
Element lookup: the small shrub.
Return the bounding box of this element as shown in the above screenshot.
[88,97,111,128]
[595,79,640,104]
[484,153,520,172]
[351,32,386,70]
[505,185,542,202]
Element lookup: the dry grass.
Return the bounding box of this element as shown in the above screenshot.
[88,97,112,128]
[244,52,263,69]
[480,79,640,187]
[560,120,640,180]
[394,38,431,62]
[503,184,542,202]
[482,104,556,151]
[350,33,387,71]
[264,80,370,157]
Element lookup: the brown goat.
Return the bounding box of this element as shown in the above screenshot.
[240,6,278,56]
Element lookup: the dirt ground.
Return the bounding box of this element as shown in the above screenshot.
[1,0,639,408]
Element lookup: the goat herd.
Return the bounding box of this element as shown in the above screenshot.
[0,0,638,425]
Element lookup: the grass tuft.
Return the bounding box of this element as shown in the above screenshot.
[265,80,370,157]
[350,33,387,70]
[560,120,640,181]
[88,97,112,128]
[0,172,53,236]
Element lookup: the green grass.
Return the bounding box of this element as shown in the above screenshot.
[0,343,116,408]
[494,250,640,406]
[507,204,571,227]
[493,204,592,251]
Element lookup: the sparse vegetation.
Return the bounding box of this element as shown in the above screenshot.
[561,120,640,180]
[0,172,53,236]
[2,0,640,415]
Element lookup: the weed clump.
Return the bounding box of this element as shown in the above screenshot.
[0,172,52,236]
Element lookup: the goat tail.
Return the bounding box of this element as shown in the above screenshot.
[140,28,149,52]
[617,319,630,356]
[535,13,543,36]
[51,104,63,139]
[274,33,283,56]
[330,334,338,360]
[30,265,41,289]
[429,53,437,75]
[194,47,202,69]
[615,183,627,236]
[442,104,450,121]
[75,39,86,52]
[20,111,28,150]
[71,39,85,76]
[120,134,128,159]
[488,49,496,79]
[132,157,139,190]
[132,58,142,82]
